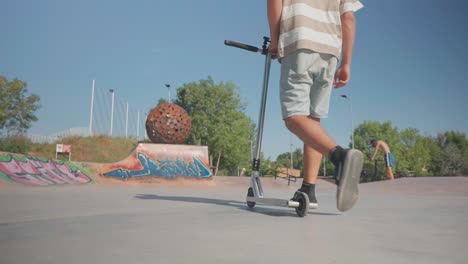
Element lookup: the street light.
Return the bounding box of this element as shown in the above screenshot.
[125,102,129,138]
[289,135,294,169]
[250,139,253,162]
[165,84,171,103]
[340,94,354,149]
[109,89,115,137]
[137,111,140,139]
[144,112,148,140]
[89,80,95,136]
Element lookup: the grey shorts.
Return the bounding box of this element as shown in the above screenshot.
[280,49,338,119]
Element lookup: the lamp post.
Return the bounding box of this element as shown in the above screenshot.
[250,139,253,162]
[89,80,95,136]
[290,135,294,169]
[125,102,129,138]
[144,112,148,140]
[165,84,171,103]
[109,89,115,136]
[340,94,354,149]
[137,111,140,139]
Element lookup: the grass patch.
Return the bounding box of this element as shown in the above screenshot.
[24,135,139,163]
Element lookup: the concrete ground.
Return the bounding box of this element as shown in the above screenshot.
[0,176,467,264]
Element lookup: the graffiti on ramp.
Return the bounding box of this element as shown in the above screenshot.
[0,154,92,186]
[101,143,212,180]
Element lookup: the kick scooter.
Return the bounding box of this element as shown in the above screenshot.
[225,37,310,217]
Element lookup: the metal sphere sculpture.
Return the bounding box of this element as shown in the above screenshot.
[145,103,192,144]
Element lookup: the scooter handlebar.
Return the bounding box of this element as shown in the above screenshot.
[224,40,261,53]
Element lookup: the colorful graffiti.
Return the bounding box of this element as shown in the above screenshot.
[0,154,92,186]
[104,152,211,180]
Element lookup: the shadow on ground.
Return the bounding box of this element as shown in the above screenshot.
[134,194,339,217]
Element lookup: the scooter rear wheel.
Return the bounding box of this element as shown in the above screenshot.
[247,187,256,208]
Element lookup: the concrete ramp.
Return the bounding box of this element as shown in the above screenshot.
[97,143,212,180]
[0,154,92,186]
[0,144,211,187]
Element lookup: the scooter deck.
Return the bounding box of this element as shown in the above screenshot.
[246,197,300,208]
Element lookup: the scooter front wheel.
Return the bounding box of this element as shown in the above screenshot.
[294,192,309,217]
[246,187,256,208]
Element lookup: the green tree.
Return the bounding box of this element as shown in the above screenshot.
[354,121,467,178]
[399,128,434,176]
[259,154,276,177]
[175,77,255,175]
[276,147,303,170]
[436,131,468,175]
[354,121,400,153]
[354,121,400,179]
[275,152,290,169]
[421,136,442,176]
[0,76,40,136]
[156,98,169,105]
[275,147,336,178]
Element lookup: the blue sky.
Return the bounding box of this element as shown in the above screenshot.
[2,0,467,159]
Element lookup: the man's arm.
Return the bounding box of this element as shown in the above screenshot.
[267,0,282,59]
[341,11,356,66]
[334,11,356,88]
[370,142,380,161]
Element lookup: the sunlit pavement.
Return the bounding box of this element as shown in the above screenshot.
[0,176,467,264]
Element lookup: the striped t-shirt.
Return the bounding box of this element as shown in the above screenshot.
[278,0,363,59]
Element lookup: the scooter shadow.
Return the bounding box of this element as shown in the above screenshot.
[134,194,340,217]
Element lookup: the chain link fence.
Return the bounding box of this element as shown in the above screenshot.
[27,80,149,143]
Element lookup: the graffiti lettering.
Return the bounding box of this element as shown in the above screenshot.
[0,154,92,186]
[103,153,211,180]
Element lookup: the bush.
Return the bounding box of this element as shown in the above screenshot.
[0,135,32,154]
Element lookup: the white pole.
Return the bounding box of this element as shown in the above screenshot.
[144,112,148,140]
[290,135,293,169]
[250,139,253,161]
[110,89,115,136]
[350,102,354,149]
[341,95,354,149]
[89,80,95,136]
[137,111,140,139]
[125,102,129,138]
[165,84,171,103]
[323,157,327,177]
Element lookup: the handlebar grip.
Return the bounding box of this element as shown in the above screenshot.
[224,40,260,53]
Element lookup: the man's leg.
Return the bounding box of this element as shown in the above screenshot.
[285,115,363,212]
[386,167,395,180]
[301,117,324,185]
[284,115,336,156]
[303,142,322,185]
[301,142,322,208]
[286,116,331,208]
[280,51,362,211]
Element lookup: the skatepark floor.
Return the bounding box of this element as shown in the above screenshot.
[1,176,467,264]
